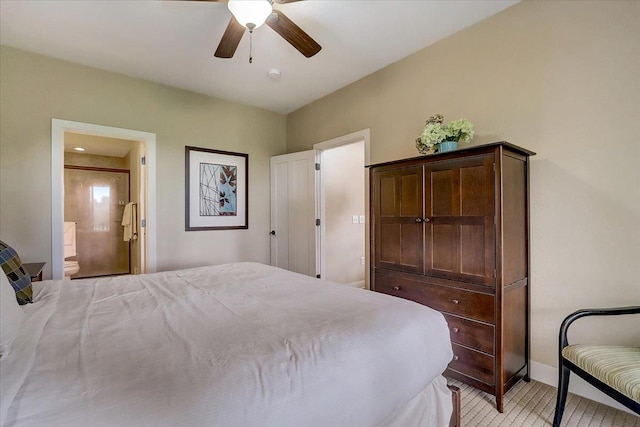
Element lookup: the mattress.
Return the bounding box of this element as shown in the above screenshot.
[1,262,453,426]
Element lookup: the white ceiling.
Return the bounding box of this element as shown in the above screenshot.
[0,0,518,114]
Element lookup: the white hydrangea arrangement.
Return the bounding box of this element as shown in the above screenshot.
[415,114,475,154]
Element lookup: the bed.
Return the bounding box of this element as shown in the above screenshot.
[1,262,454,427]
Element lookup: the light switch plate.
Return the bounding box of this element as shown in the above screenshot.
[359,215,365,224]
[352,215,359,224]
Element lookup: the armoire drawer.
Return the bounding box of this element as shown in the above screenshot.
[443,313,494,355]
[448,343,494,385]
[375,272,495,323]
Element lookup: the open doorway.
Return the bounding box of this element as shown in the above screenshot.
[314,129,370,288]
[51,119,157,280]
[63,133,138,279]
[268,130,369,287]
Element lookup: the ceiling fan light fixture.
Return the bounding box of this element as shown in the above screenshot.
[228,0,273,30]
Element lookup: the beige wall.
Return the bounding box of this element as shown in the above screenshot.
[287,1,640,368]
[322,141,365,285]
[0,46,287,278]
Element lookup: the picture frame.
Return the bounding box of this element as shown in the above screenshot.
[185,146,248,231]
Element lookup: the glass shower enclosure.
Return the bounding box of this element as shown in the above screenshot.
[64,167,130,278]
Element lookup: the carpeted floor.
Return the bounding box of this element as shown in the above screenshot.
[447,378,639,426]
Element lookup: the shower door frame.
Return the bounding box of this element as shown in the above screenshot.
[64,164,132,278]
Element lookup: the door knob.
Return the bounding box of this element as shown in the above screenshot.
[270,230,276,236]
[415,218,423,223]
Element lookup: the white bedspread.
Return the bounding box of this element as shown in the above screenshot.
[1,263,452,427]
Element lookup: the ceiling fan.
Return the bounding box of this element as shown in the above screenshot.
[196,0,322,61]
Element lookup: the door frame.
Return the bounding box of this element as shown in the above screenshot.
[51,119,157,280]
[313,129,370,287]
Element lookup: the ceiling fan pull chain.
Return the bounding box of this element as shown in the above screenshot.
[249,29,253,64]
[245,22,256,64]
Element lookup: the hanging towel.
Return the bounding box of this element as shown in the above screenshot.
[122,202,138,242]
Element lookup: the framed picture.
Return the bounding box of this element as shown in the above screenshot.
[185,146,248,231]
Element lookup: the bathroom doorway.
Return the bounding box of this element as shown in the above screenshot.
[51,119,157,280]
[63,134,138,279]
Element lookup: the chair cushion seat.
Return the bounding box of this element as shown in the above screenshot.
[562,345,640,403]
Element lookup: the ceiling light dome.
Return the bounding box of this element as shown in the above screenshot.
[228,0,273,30]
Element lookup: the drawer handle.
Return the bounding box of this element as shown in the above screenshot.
[453,355,459,361]
[452,299,460,304]
[452,327,459,333]
[393,286,401,291]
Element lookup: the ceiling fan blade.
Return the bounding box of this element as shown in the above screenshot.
[266,10,321,58]
[215,16,245,58]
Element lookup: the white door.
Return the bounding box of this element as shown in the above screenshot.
[270,150,319,277]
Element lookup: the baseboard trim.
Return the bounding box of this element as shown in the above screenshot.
[345,280,365,288]
[529,361,633,414]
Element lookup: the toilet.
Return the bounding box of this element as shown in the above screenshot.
[63,222,80,279]
[64,260,80,278]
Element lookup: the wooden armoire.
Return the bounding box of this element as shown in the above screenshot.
[369,142,535,412]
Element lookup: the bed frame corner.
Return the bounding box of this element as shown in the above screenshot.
[448,384,461,427]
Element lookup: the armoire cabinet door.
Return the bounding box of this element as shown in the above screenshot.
[424,155,495,286]
[373,167,424,273]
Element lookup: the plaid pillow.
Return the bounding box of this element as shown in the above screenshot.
[0,240,32,305]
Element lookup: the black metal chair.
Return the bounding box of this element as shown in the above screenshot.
[553,306,640,427]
